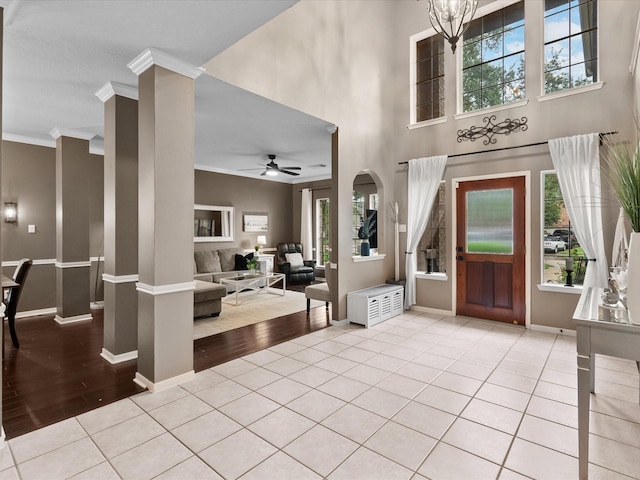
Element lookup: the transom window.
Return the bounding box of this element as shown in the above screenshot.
[416,35,445,122]
[544,0,597,94]
[462,1,525,112]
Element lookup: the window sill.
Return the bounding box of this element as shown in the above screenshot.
[537,283,583,295]
[454,99,529,121]
[537,82,604,103]
[352,254,386,263]
[407,117,447,130]
[416,272,448,281]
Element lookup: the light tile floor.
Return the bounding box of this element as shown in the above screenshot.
[3,311,640,479]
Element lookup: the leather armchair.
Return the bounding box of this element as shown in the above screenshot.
[276,242,316,284]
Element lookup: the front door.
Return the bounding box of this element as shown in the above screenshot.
[456,176,525,325]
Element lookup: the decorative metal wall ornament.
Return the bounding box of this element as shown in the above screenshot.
[457,115,528,145]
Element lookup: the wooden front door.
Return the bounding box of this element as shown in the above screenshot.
[456,176,525,325]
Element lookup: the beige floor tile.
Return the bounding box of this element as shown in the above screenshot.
[180,369,227,394]
[0,447,14,473]
[233,366,283,390]
[328,446,413,480]
[199,429,277,480]
[352,387,410,419]
[130,386,190,411]
[539,368,577,389]
[317,375,371,402]
[590,395,640,424]
[430,371,483,396]
[587,463,636,479]
[444,359,492,381]
[526,395,578,429]
[395,362,441,384]
[211,358,258,378]
[363,353,408,373]
[243,348,285,366]
[321,404,386,444]
[91,413,165,459]
[17,438,105,480]
[496,358,543,379]
[517,415,577,457]
[342,364,390,386]
[268,340,307,356]
[289,347,331,364]
[291,334,328,347]
[356,339,394,354]
[504,438,577,479]
[476,383,531,412]
[590,433,640,478]
[376,373,427,399]
[283,425,358,477]
[110,434,192,479]
[498,468,530,479]
[488,369,538,394]
[443,417,512,465]
[380,344,423,361]
[418,442,501,479]
[414,384,471,415]
[332,332,368,346]
[195,379,252,408]
[76,398,144,435]
[590,412,640,449]
[312,340,351,355]
[148,394,213,430]
[374,332,407,345]
[257,377,311,404]
[0,467,19,480]
[533,380,577,406]
[461,398,523,435]
[288,365,337,388]
[412,352,455,370]
[593,377,640,404]
[241,451,321,480]
[248,407,315,448]
[263,356,308,376]
[365,421,436,470]
[9,418,87,464]
[393,401,455,439]
[315,355,359,374]
[170,410,242,453]
[154,456,222,480]
[335,346,378,363]
[68,461,120,480]
[219,392,280,426]
[287,389,346,422]
[545,356,577,374]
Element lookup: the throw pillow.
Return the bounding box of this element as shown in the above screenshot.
[285,252,304,267]
[194,251,221,273]
[234,252,254,270]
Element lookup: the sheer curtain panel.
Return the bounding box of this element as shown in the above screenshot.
[548,133,608,288]
[405,156,447,309]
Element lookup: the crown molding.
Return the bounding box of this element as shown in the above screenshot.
[2,133,56,148]
[95,81,138,103]
[49,128,95,141]
[128,48,204,79]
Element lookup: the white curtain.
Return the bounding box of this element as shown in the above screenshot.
[301,188,313,261]
[221,211,230,237]
[612,207,629,269]
[405,155,447,309]
[548,133,608,288]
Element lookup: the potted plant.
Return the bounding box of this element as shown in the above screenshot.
[358,211,377,256]
[246,257,259,274]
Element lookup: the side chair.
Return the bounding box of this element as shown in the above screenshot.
[304,262,333,313]
[5,258,32,348]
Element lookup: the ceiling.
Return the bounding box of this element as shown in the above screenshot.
[0,0,333,184]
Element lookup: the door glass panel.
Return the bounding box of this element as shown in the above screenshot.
[466,188,513,254]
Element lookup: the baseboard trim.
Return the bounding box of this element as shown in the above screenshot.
[331,319,349,326]
[101,348,138,364]
[529,324,576,336]
[410,305,454,317]
[136,281,195,296]
[133,370,195,393]
[54,313,93,324]
[16,307,57,319]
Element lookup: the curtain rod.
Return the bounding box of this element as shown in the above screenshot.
[398,131,618,165]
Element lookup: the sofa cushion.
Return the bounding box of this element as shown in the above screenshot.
[234,252,254,270]
[285,252,304,267]
[194,251,221,273]
[218,248,245,272]
[194,280,227,302]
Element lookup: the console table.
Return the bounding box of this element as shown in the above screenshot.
[573,287,640,480]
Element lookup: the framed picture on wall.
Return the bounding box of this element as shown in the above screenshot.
[243,214,268,232]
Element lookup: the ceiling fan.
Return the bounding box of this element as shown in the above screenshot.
[243,154,302,177]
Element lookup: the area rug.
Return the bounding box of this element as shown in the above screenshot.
[193,289,323,339]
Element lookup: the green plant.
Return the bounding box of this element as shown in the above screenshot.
[246,258,258,271]
[358,211,377,240]
[603,133,640,232]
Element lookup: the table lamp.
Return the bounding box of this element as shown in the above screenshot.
[257,235,267,254]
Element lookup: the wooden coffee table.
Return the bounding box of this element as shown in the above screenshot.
[220,272,286,305]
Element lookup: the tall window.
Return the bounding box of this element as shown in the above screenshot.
[315,198,330,265]
[462,1,525,112]
[416,35,445,122]
[352,191,365,256]
[418,182,446,274]
[544,0,597,94]
[542,172,583,285]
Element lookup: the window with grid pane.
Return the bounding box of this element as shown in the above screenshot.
[418,182,446,274]
[544,0,597,94]
[462,1,525,112]
[416,35,445,122]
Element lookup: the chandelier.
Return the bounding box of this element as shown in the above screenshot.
[425,0,478,54]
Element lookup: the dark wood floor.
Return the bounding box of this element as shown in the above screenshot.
[2,284,330,439]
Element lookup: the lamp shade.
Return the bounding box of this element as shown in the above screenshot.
[257,235,267,245]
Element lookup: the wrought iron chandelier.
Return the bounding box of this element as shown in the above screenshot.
[424,0,478,53]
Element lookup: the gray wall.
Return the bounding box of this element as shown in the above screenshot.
[2,141,104,312]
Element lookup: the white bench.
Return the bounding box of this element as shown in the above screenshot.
[347,284,404,328]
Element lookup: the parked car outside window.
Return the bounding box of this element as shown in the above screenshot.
[544,235,566,253]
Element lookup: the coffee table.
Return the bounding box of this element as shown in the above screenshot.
[220,272,286,306]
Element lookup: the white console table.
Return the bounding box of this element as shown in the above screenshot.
[347,284,404,328]
[573,287,640,480]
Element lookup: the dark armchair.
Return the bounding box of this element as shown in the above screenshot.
[276,243,316,284]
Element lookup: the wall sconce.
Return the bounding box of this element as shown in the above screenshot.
[4,202,17,223]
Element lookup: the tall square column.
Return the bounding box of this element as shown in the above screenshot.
[51,129,94,324]
[96,82,139,363]
[128,49,202,391]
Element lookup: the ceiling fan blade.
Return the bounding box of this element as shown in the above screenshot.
[260,170,267,176]
[238,167,265,171]
[280,169,300,176]
[280,166,301,170]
